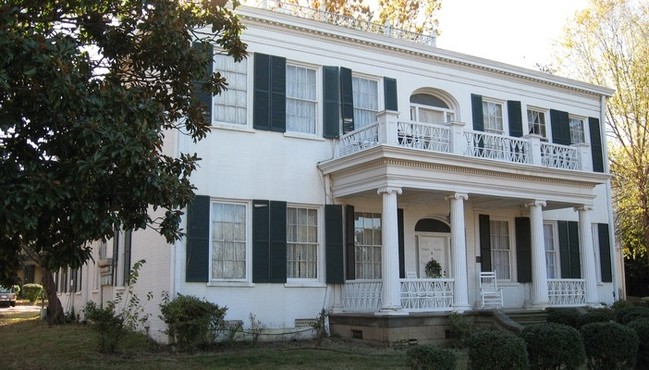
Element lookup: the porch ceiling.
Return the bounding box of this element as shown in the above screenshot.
[318,145,610,209]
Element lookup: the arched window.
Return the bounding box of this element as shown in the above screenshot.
[410,93,455,125]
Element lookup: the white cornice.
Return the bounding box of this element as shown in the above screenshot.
[238,6,615,98]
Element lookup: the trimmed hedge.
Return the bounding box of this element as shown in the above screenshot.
[576,308,614,328]
[467,330,529,370]
[616,306,649,325]
[22,283,43,303]
[406,344,456,370]
[581,321,638,370]
[521,323,585,370]
[547,308,580,328]
[628,318,649,370]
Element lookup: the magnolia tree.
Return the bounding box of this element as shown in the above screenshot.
[0,0,247,323]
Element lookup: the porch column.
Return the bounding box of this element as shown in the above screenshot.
[527,200,549,307]
[378,186,403,313]
[447,193,470,311]
[576,206,598,305]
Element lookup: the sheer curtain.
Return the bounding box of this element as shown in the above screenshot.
[212,203,246,280]
[214,54,247,125]
[286,65,316,134]
[352,77,378,128]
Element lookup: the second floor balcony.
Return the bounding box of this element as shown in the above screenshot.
[335,111,593,172]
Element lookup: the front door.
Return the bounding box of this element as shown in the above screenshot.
[417,234,450,278]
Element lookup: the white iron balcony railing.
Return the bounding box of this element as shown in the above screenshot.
[252,1,437,47]
[334,115,592,171]
[340,278,455,312]
[547,279,586,306]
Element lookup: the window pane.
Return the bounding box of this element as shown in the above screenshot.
[352,76,378,128]
[354,212,382,279]
[490,220,510,280]
[286,64,317,134]
[211,202,246,280]
[287,207,318,279]
[569,117,585,143]
[214,54,247,125]
[483,101,503,134]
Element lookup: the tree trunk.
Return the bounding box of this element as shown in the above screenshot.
[42,268,65,325]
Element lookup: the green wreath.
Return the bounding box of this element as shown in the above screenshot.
[425,258,442,278]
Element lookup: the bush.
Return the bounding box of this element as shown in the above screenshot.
[581,321,638,370]
[159,293,227,352]
[84,301,126,353]
[521,323,585,370]
[406,344,456,370]
[628,318,649,370]
[448,312,473,349]
[616,306,649,325]
[576,308,614,327]
[467,330,529,370]
[22,283,43,303]
[611,299,635,311]
[547,308,580,328]
[12,284,20,296]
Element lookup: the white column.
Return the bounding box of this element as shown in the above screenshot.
[446,193,470,311]
[527,200,549,307]
[576,206,598,305]
[378,186,403,313]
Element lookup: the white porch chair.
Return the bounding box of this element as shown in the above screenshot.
[479,271,503,309]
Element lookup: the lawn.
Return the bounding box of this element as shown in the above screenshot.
[0,308,412,370]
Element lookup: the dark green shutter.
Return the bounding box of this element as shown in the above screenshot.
[270,56,286,132]
[323,66,340,138]
[253,53,271,130]
[186,195,210,282]
[515,217,532,283]
[471,94,484,132]
[325,205,344,284]
[398,209,405,279]
[192,42,213,123]
[589,117,605,173]
[252,200,270,283]
[269,201,287,283]
[508,101,523,137]
[384,77,398,111]
[479,214,492,272]
[550,109,571,145]
[112,228,119,286]
[345,205,356,280]
[598,223,612,282]
[123,230,132,285]
[558,221,581,278]
[340,67,354,134]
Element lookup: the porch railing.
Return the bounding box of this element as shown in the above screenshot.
[340,278,455,312]
[547,279,586,306]
[333,118,591,172]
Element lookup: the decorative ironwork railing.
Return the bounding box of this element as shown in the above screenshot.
[335,123,380,157]
[253,1,437,47]
[400,278,454,311]
[464,131,530,164]
[547,279,586,306]
[540,143,580,170]
[341,280,382,312]
[397,121,451,153]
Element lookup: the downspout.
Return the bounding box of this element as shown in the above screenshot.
[601,94,624,300]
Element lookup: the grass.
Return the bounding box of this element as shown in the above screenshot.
[0,309,412,370]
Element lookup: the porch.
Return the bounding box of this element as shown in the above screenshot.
[339,278,587,313]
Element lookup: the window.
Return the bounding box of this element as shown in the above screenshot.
[490,220,511,280]
[214,54,247,125]
[352,76,378,128]
[410,93,455,124]
[569,116,585,143]
[211,202,247,280]
[286,64,317,134]
[482,100,504,134]
[527,108,547,138]
[543,223,559,279]
[355,212,382,279]
[286,207,318,279]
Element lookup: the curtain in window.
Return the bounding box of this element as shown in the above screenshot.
[354,213,382,279]
[543,224,557,278]
[286,65,316,133]
[287,207,318,279]
[212,203,246,279]
[214,55,247,125]
[490,220,510,279]
[352,77,378,128]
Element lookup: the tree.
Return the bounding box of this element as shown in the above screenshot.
[556,0,649,294]
[0,0,247,323]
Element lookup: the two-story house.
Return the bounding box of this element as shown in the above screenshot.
[56,2,622,344]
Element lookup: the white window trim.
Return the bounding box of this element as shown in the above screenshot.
[210,51,252,129]
[351,73,380,127]
[285,203,324,285]
[284,61,321,137]
[543,221,560,279]
[569,114,587,145]
[490,217,515,282]
[482,98,507,135]
[526,106,548,139]
[207,199,253,284]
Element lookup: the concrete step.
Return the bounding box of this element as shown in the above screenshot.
[504,310,548,327]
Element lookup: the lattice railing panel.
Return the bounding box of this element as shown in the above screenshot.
[548,279,586,306]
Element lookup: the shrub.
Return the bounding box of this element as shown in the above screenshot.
[22,283,43,303]
[581,321,638,370]
[628,318,649,370]
[611,299,635,311]
[547,308,580,328]
[467,330,529,370]
[576,308,614,327]
[84,300,126,353]
[12,284,20,297]
[616,306,649,325]
[159,293,227,352]
[406,344,456,370]
[521,323,585,370]
[448,312,474,349]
